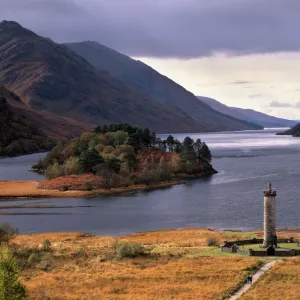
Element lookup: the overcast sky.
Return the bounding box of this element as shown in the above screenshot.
[1,0,300,119]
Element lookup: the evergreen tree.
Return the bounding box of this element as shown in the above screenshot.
[166,135,175,152]
[194,138,203,162]
[0,246,28,300]
[107,157,121,173]
[78,149,104,173]
[181,137,196,163]
[122,153,137,172]
[142,128,152,147]
[128,133,141,152]
[200,142,212,163]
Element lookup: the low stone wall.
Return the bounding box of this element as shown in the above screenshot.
[221,247,233,253]
[221,237,300,256]
[275,250,295,256]
[249,250,267,256]
[237,249,251,255]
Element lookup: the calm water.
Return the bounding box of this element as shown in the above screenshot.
[0,153,46,181]
[1,129,300,235]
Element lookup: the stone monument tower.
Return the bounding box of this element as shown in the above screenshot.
[263,182,277,248]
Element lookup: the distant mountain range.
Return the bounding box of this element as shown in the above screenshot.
[66,41,262,131]
[0,20,264,135]
[0,21,202,133]
[198,97,297,128]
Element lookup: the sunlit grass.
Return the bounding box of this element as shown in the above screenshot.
[12,229,262,299]
[242,258,300,300]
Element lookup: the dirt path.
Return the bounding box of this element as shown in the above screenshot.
[229,260,279,300]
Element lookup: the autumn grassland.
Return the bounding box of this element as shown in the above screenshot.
[9,229,266,300]
[241,257,300,299]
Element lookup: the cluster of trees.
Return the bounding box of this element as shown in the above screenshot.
[34,124,213,189]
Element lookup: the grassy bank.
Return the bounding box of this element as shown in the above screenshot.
[0,180,180,199]
[6,228,300,299]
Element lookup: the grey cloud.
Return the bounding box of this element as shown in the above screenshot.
[197,80,255,87]
[1,0,300,58]
[269,101,293,108]
[230,80,258,85]
[231,81,252,85]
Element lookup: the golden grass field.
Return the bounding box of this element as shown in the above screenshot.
[0,181,90,198]
[11,229,263,300]
[0,180,178,199]
[9,229,300,299]
[242,257,300,300]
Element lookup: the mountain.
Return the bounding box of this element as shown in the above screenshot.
[277,124,300,137]
[0,85,92,156]
[0,20,206,133]
[0,85,92,139]
[65,41,262,131]
[0,86,52,156]
[199,96,297,128]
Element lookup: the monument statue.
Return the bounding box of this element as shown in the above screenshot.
[263,182,277,248]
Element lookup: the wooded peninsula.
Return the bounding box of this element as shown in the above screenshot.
[31,124,216,194]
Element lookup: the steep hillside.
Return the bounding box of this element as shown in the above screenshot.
[0,85,92,140]
[65,41,262,131]
[277,124,300,136]
[0,20,201,133]
[0,89,53,156]
[199,96,297,128]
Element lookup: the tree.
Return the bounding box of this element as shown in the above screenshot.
[156,138,166,151]
[63,157,79,175]
[113,131,128,146]
[78,149,104,173]
[0,224,18,245]
[181,137,196,163]
[0,246,28,299]
[107,157,121,173]
[158,157,167,170]
[122,153,137,172]
[45,162,64,179]
[103,145,115,154]
[170,152,182,173]
[150,132,157,147]
[171,139,182,154]
[88,135,101,150]
[166,135,175,152]
[141,128,151,147]
[77,132,95,153]
[114,145,134,157]
[99,169,114,189]
[194,139,203,162]
[200,142,212,163]
[127,133,141,152]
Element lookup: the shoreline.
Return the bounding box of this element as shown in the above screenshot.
[0,180,181,199]
[10,228,300,238]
